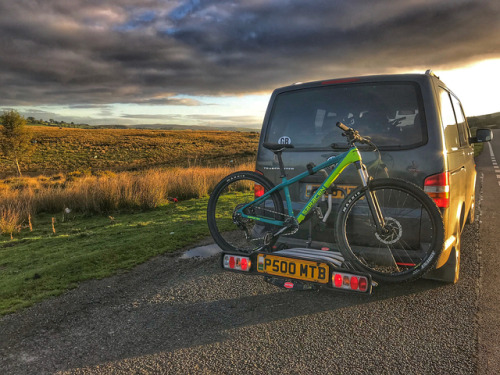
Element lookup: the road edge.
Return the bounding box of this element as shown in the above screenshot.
[477,146,500,374]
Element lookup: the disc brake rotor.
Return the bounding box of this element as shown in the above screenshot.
[375,217,403,245]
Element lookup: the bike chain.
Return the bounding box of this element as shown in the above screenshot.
[245,206,299,242]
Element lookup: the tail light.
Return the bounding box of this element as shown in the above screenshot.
[254,184,265,198]
[424,172,450,208]
[332,272,370,292]
[223,254,251,272]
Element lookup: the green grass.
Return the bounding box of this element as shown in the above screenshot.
[474,143,484,157]
[0,197,212,315]
[470,126,489,157]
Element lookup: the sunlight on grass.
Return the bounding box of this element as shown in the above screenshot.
[0,197,212,316]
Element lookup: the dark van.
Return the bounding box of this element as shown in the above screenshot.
[255,70,492,283]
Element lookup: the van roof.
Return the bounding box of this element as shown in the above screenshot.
[279,72,442,93]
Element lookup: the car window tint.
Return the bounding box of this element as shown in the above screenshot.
[439,88,460,151]
[450,94,470,147]
[265,82,426,150]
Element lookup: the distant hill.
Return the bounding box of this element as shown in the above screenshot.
[95,124,260,132]
[25,119,260,132]
[27,121,93,129]
[467,112,500,129]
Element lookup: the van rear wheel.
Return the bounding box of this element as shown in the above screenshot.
[442,242,461,284]
[466,196,475,225]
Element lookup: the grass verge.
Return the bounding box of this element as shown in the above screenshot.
[0,197,211,316]
[474,142,484,157]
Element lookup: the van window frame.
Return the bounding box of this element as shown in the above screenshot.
[450,93,471,148]
[438,87,461,152]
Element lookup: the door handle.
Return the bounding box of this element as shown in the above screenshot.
[451,166,465,175]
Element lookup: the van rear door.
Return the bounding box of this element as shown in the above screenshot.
[257,80,432,247]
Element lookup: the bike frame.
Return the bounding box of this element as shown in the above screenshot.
[239,146,369,227]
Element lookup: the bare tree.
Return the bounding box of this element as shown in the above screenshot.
[0,110,35,176]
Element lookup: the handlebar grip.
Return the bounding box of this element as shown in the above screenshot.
[336,121,350,132]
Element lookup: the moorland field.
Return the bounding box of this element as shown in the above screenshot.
[0,126,259,177]
[0,126,259,235]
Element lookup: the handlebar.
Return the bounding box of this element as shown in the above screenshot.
[336,121,375,148]
[336,121,350,132]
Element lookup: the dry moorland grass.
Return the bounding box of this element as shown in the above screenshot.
[0,164,254,237]
[0,126,259,176]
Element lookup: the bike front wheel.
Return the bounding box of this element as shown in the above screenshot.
[335,178,444,283]
[207,171,285,253]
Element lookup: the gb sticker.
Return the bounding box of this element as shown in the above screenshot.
[278,136,291,145]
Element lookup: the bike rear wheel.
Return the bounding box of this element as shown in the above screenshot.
[207,171,285,253]
[335,178,444,283]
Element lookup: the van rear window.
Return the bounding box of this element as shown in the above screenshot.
[265,82,426,150]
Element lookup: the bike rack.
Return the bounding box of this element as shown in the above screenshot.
[271,248,344,267]
[220,247,375,294]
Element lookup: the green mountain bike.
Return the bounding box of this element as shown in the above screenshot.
[207,122,444,283]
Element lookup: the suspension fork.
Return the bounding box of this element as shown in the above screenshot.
[355,162,386,232]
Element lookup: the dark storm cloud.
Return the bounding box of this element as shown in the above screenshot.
[0,0,499,106]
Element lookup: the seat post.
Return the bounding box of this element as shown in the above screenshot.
[263,142,293,178]
[275,151,286,178]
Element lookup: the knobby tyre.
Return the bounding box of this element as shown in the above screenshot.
[335,178,444,283]
[207,171,285,253]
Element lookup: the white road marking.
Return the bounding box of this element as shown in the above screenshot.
[488,142,500,186]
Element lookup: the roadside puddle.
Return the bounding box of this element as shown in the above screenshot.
[180,243,222,259]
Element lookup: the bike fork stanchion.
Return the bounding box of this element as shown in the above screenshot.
[355,161,386,232]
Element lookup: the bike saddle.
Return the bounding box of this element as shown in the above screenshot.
[263,143,294,152]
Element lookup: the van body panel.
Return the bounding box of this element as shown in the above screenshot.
[255,73,477,277]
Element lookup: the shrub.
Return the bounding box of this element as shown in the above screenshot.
[0,207,22,239]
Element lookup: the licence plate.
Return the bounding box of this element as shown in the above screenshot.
[305,184,357,199]
[257,254,329,284]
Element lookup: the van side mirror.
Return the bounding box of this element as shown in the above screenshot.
[470,128,493,143]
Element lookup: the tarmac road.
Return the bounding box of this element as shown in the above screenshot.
[477,129,500,375]
[1,134,500,374]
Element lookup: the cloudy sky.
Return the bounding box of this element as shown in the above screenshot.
[1,0,499,128]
